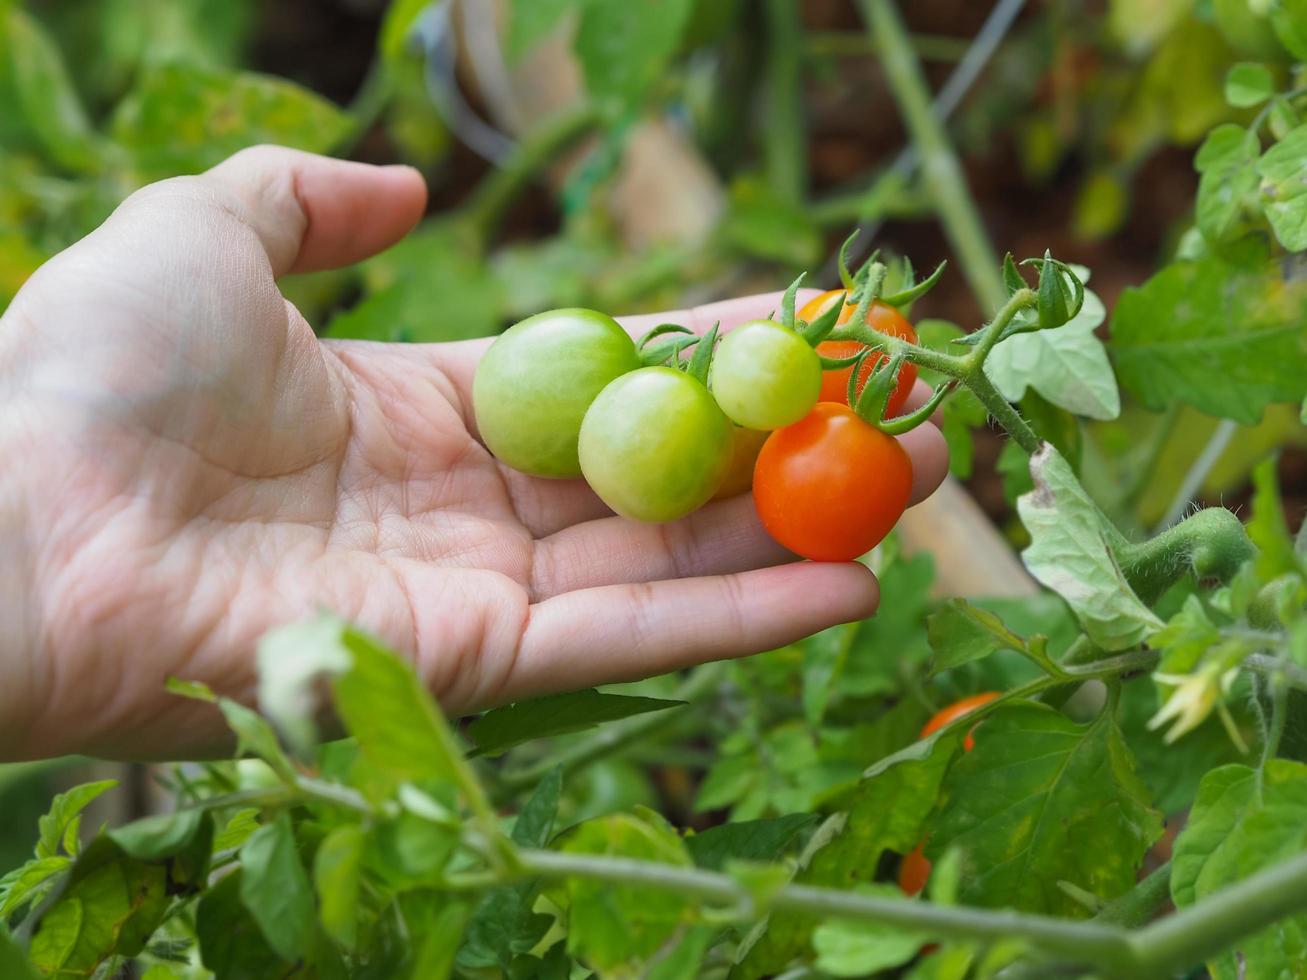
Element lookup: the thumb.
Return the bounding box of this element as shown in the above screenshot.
[204,145,428,276]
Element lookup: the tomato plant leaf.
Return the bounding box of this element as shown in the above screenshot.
[1225,62,1274,107]
[574,0,694,110]
[1272,0,1307,61]
[986,286,1119,420]
[314,824,364,951]
[466,690,685,758]
[0,924,36,980]
[28,839,170,974]
[331,627,473,795]
[0,856,70,920]
[812,884,931,977]
[685,813,821,871]
[1249,455,1299,580]
[0,8,101,172]
[1018,446,1163,650]
[507,0,575,63]
[109,808,213,890]
[928,701,1162,916]
[238,814,314,962]
[1195,124,1260,242]
[1171,761,1307,980]
[734,731,963,977]
[459,769,563,969]
[257,614,353,757]
[557,812,697,974]
[1258,122,1307,251]
[36,781,118,860]
[928,599,1031,673]
[196,871,285,978]
[111,62,349,181]
[1110,246,1307,423]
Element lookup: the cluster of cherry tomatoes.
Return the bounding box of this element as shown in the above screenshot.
[472,282,921,561]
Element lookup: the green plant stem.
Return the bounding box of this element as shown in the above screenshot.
[860,0,1006,313]
[334,57,395,155]
[1127,850,1307,978]
[1113,507,1257,605]
[464,103,601,246]
[763,0,807,206]
[828,287,1042,450]
[806,30,972,62]
[512,849,1137,969]
[1094,862,1171,928]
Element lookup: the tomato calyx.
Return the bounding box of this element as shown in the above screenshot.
[636,323,702,367]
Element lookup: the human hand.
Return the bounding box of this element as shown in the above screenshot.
[0,147,948,760]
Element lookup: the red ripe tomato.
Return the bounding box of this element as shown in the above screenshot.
[898,692,1001,896]
[753,403,912,562]
[799,290,918,418]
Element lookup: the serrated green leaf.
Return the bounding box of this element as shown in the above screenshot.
[239,815,314,962]
[927,599,1029,673]
[28,842,169,975]
[467,690,684,757]
[1172,761,1307,979]
[574,0,694,108]
[720,176,822,267]
[986,287,1118,420]
[1225,62,1275,106]
[111,62,349,181]
[0,856,70,919]
[812,884,929,977]
[37,781,118,860]
[196,870,284,978]
[1195,124,1261,242]
[1018,446,1163,650]
[734,732,962,977]
[1258,123,1307,250]
[929,701,1162,915]
[559,812,696,973]
[256,614,353,756]
[1110,247,1307,423]
[331,627,468,792]
[459,769,563,970]
[108,808,206,862]
[685,813,820,871]
[315,824,364,951]
[217,698,296,782]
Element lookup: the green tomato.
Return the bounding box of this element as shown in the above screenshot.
[709,320,821,430]
[578,367,733,522]
[472,309,641,478]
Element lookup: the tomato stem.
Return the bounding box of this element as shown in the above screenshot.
[1113,507,1256,604]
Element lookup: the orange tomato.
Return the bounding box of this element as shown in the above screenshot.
[799,290,918,418]
[897,692,1001,896]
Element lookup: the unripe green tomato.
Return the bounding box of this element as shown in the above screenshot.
[578,367,733,522]
[1213,0,1286,59]
[473,309,641,478]
[709,320,822,430]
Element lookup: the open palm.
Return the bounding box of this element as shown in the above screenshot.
[0,148,947,760]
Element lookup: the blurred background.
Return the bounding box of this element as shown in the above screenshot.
[2,0,1304,861]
